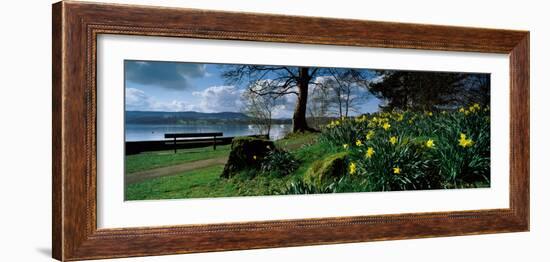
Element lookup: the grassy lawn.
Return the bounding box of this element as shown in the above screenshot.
[125,165,233,200]
[126,165,298,200]
[276,132,318,151]
[125,144,231,174]
[124,133,329,200]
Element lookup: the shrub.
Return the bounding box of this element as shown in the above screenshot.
[221,137,274,178]
[260,149,299,177]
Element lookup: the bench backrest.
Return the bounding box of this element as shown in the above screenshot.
[164,132,223,139]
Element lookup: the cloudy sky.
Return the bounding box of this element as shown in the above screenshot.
[124,60,382,118]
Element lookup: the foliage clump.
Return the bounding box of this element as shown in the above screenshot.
[221,137,275,178]
[221,136,300,179]
[303,152,349,187]
[260,149,299,177]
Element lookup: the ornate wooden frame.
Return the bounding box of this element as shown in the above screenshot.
[52,1,530,261]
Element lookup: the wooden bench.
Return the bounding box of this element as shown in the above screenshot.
[164,132,223,153]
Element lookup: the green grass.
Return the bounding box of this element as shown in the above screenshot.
[276,132,318,151]
[274,131,334,177]
[124,133,327,200]
[125,165,234,200]
[292,141,334,177]
[125,145,230,174]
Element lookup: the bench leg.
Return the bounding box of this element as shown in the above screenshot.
[213,136,217,150]
[174,137,177,153]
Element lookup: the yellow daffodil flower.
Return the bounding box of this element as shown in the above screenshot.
[426,139,435,148]
[382,122,391,130]
[355,139,363,146]
[365,147,375,158]
[469,103,481,112]
[458,133,474,148]
[349,162,357,175]
[389,136,398,145]
[366,130,375,140]
[393,167,401,174]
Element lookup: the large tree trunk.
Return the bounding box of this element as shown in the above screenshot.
[292,67,312,132]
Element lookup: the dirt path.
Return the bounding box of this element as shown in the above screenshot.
[125,157,228,185]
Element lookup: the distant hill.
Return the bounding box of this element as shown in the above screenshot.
[125,111,291,125]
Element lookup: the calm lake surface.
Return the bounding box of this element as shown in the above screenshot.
[125,124,292,141]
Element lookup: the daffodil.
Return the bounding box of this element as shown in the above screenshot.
[366,130,375,140]
[365,147,375,158]
[343,144,349,150]
[469,103,481,112]
[426,139,435,148]
[389,136,398,145]
[367,118,377,128]
[349,162,357,175]
[355,139,363,146]
[382,122,391,130]
[395,114,404,122]
[355,115,367,123]
[393,167,401,174]
[458,133,474,148]
[253,155,257,160]
[327,119,342,128]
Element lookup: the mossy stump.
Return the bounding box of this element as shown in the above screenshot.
[221,137,275,178]
[304,152,349,187]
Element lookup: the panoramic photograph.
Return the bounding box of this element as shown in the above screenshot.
[124,60,491,201]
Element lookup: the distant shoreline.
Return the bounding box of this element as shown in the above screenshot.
[125,122,292,142]
[125,110,292,125]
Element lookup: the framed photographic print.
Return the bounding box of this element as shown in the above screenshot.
[52,1,529,261]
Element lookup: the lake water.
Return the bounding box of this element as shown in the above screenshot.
[125,124,292,141]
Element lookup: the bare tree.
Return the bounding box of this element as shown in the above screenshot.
[319,69,369,118]
[307,83,331,129]
[241,86,278,137]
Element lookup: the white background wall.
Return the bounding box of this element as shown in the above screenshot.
[0,0,547,261]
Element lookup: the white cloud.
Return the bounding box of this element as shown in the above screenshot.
[125,88,151,111]
[271,95,296,119]
[189,84,301,118]
[192,85,245,113]
[149,100,193,112]
[245,80,299,119]
[125,87,194,112]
